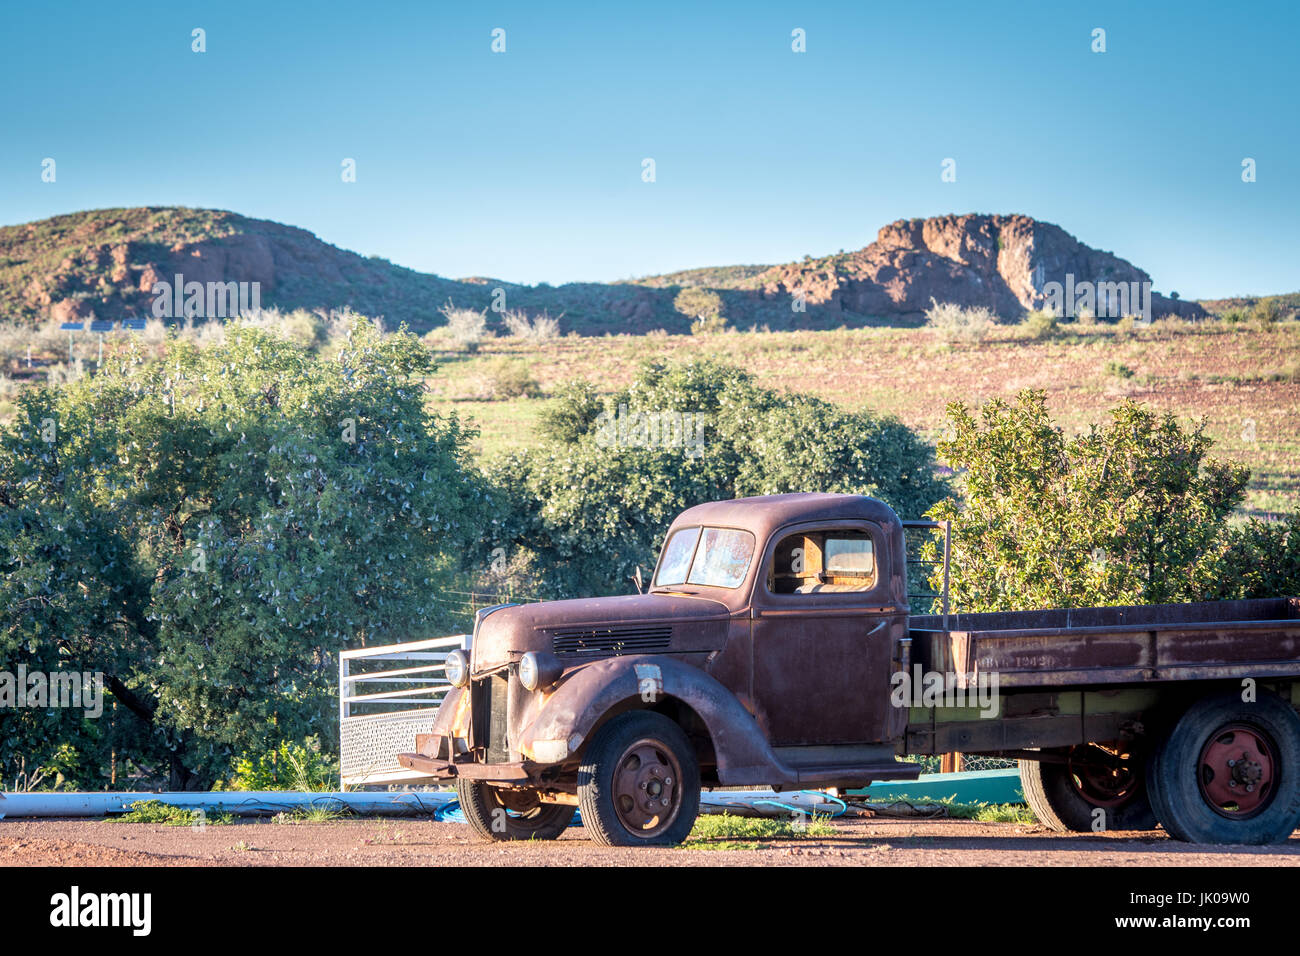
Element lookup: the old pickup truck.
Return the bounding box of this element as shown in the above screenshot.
[398,493,1300,846]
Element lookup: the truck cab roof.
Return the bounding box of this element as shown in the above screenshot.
[667,492,903,541]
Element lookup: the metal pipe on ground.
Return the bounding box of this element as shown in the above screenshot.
[0,770,1023,820]
[0,790,456,819]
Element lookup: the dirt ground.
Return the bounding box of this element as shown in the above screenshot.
[4,816,1299,866]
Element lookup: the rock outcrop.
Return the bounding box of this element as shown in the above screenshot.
[754,213,1206,320]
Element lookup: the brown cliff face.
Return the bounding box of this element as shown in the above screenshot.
[754,213,1205,320]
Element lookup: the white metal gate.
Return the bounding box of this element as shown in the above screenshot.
[338,635,468,789]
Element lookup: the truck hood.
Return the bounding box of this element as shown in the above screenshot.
[471,592,731,675]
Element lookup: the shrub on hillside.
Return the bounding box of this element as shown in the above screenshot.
[1020,308,1058,340]
[503,309,561,342]
[925,298,994,344]
[1253,296,1282,330]
[673,288,724,325]
[483,358,540,399]
[439,302,489,351]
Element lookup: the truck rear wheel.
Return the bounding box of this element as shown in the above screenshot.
[455,778,573,841]
[1019,744,1157,832]
[578,711,701,847]
[1146,691,1300,845]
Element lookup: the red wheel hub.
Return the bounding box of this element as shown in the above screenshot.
[1066,744,1141,808]
[611,739,682,836]
[1198,723,1277,818]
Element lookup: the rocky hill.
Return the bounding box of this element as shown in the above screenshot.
[711,213,1205,321]
[0,207,1211,333]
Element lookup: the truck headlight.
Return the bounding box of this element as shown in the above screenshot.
[518,651,562,692]
[444,649,469,688]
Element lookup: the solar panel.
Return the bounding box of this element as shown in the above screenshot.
[122,318,147,331]
[89,320,115,332]
[60,322,84,331]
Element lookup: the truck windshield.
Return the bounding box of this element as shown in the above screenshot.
[654,526,755,589]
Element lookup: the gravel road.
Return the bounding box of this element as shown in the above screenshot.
[4,817,1299,867]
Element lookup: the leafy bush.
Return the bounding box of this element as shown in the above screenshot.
[1252,297,1282,330]
[673,288,724,324]
[1103,360,1135,379]
[925,298,994,344]
[537,380,603,443]
[925,389,1250,611]
[1195,516,1300,600]
[488,359,947,598]
[1020,309,1058,340]
[0,317,481,788]
[229,737,337,791]
[484,358,540,399]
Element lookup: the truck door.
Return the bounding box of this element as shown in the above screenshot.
[749,522,907,746]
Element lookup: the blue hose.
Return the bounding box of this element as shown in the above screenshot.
[437,799,581,826]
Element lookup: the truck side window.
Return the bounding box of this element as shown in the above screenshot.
[768,531,876,594]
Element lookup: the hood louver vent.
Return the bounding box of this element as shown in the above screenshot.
[552,624,673,655]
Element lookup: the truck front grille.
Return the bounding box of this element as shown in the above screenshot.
[552,624,673,655]
[472,674,511,763]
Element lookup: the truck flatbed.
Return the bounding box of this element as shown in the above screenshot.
[910,597,1300,689]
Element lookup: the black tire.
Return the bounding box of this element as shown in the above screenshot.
[578,711,701,847]
[1147,691,1300,845]
[1019,744,1157,832]
[455,777,573,841]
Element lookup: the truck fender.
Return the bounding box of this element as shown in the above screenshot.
[516,654,796,786]
[412,686,470,760]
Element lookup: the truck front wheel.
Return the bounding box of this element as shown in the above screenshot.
[578,711,701,847]
[455,778,574,841]
[1019,743,1157,832]
[1146,691,1300,845]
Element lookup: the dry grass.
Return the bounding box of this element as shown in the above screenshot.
[425,320,1300,516]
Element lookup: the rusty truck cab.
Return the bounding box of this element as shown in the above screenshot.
[398,492,920,845]
[657,493,911,750]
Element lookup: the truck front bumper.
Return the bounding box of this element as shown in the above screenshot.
[396,747,532,783]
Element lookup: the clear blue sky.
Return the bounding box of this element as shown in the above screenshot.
[1,0,1295,297]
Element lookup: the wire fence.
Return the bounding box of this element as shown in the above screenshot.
[903,754,1018,774]
[901,520,949,616]
[425,587,545,631]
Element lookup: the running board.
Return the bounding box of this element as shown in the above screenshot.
[794,761,924,787]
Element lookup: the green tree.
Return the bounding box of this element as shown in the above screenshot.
[1195,516,1300,601]
[672,288,724,322]
[537,380,603,444]
[0,318,481,788]
[926,389,1250,611]
[491,359,947,598]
